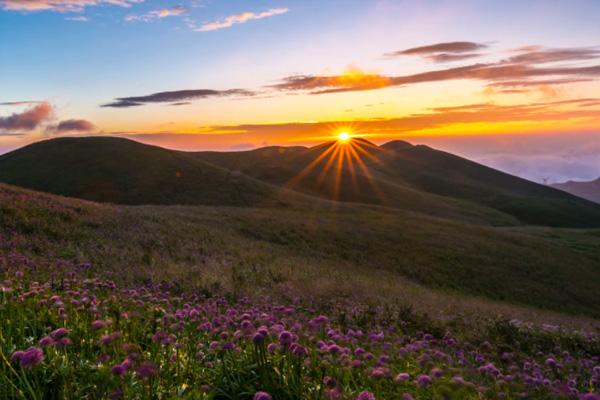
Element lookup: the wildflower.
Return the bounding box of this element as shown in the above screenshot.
[324,376,337,388]
[112,364,127,376]
[38,336,54,348]
[431,367,443,379]
[50,327,69,340]
[325,388,341,399]
[291,344,308,357]
[356,391,375,400]
[266,343,278,353]
[545,357,557,368]
[580,394,600,400]
[136,361,157,378]
[55,337,72,348]
[402,394,414,400]
[252,332,265,344]
[416,374,432,387]
[11,347,44,368]
[279,330,293,347]
[394,372,410,383]
[253,391,272,400]
[91,320,107,330]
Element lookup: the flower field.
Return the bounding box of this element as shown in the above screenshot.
[1,256,599,399]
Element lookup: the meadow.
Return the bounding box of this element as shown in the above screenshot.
[2,258,599,399]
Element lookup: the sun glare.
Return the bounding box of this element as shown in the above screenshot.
[338,132,351,142]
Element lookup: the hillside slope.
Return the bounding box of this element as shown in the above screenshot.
[2,183,600,318]
[197,139,600,228]
[553,178,600,204]
[0,137,297,207]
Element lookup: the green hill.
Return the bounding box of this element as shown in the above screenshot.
[0,137,298,207]
[1,182,599,319]
[2,136,600,228]
[197,138,600,228]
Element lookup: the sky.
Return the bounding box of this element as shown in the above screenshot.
[1,0,600,183]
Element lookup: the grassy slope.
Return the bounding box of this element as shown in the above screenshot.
[0,137,303,207]
[197,139,600,228]
[2,183,599,320]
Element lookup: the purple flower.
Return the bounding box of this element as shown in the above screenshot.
[395,372,410,383]
[402,394,414,400]
[580,395,600,400]
[266,343,278,353]
[12,347,44,368]
[252,332,265,344]
[324,376,337,388]
[91,320,107,331]
[279,331,293,347]
[431,367,443,379]
[136,361,157,378]
[55,337,72,348]
[38,336,54,348]
[112,364,127,376]
[50,327,69,340]
[416,374,432,387]
[356,391,375,400]
[253,391,272,400]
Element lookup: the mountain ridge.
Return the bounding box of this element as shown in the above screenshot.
[2,136,600,228]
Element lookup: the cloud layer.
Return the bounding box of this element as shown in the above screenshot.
[271,46,600,95]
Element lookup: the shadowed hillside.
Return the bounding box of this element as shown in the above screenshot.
[2,137,600,228]
[197,138,600,228]
[553,178,600,204]
[0,137,298,207]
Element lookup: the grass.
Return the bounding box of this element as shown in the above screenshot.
[1,259,599,399]
[1,183,600,321]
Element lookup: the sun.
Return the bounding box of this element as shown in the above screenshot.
[338,132,351,142]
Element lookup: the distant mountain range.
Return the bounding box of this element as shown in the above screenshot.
[2,136,600,228]
[552,178,600,204]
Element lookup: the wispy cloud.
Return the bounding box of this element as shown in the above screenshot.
[101,88,256,108]
[505,46,600,64]
[0,102,53,131]
[66,15,89,21]
[385,41,488,63]
[0,101,42,106]
[125,5,186,22]
[194,7,288,32]
[1,0,143,12]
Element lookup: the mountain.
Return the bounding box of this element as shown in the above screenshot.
[2,136,600,228]
[0,137,299,207]
[196,138,600,228]
[552,178,600,204]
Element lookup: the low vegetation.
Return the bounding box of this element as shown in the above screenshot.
[2,260,599,399]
